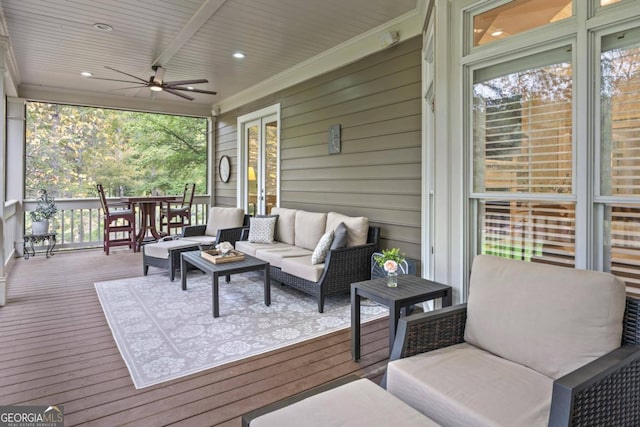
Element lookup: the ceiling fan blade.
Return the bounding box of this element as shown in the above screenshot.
[163,79,209,86]
[171,86,218,95]
[164,88,195,101]
[104,66,149,83]
[88,77,146,85]
[110,85,148,91]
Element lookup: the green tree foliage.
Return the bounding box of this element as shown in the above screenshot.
[25,102,207,199]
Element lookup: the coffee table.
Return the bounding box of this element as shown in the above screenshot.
[351,275,452,360]
[180,250,271,318]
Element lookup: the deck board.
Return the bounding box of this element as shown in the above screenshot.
[1,248,391,425]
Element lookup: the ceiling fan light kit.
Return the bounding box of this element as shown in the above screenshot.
[89,65,217,101]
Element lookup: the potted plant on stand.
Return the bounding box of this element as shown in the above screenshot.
[30,189,57,235]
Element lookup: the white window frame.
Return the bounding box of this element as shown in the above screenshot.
[236,104,281,213]
[436,0,640,300]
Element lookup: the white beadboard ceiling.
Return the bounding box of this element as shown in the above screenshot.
[0,0,420,115]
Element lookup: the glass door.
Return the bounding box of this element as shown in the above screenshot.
[243,113,279,216]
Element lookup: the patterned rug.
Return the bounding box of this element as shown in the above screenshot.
[95,272,388,389]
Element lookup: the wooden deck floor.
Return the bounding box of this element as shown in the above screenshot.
[0,248,391,426]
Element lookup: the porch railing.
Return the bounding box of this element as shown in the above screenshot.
[21,195,211,251]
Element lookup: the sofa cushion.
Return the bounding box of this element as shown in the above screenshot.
[271,207,297,245]
[311,231,334,264]
[281,255,324,283]
[464,255,626,379]
[251,378,438,427]
[236,241,291,257]
[143,239,200,259]
[386,342,553,427]
[204,207,245,237]
[294,211,327,251]
[326,212,368,247]
[330,222,348,250]
[255,247,313,268]
[248,216,277,243]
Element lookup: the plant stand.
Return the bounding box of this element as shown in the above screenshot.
[23,232,57,259]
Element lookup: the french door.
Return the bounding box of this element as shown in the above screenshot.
[238,105,280,216]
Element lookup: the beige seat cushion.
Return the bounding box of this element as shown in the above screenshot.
[294,211,327,251]
[204,207,245,237]
[271,207,297,245]
[326,212,368,247]
[280,255,324,283]
[464,255,626,379]
[255,247,313,268]
[143,239,200,259]
[181,235,217,245]
[386,343,553,427]
[236,240,291,257]
[252,378,438,427]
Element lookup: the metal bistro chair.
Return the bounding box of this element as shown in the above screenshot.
[161,183,196,236]
[97,184,136,255]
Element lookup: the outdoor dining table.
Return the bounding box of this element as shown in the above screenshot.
[121,195,180,250]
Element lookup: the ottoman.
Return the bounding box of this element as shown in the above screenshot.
[242,376,439,427]
[142,238,201,281]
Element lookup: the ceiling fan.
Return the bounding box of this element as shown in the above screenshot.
[89,65,217,101]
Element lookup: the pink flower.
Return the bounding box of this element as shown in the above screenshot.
[383,260,398,273]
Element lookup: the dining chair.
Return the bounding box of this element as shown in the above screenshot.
[161,183,196,236]
[97,183,136,255]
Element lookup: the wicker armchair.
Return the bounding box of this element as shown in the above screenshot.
[387,257,640,427]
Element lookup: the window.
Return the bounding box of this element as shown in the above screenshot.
[25,102,208,199]
[472,48,575,266]
[600,28,640,291]
[472,0,572,47]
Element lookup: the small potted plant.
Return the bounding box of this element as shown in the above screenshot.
[30,189,57,234]
[374,248,405,287]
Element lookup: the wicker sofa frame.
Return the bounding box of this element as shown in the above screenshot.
[241,226,380,313]
[388,296,640,427]
[142,218,248,281]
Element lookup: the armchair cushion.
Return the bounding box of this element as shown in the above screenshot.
[205,207,245,237]
[387,342,553,427]
[326,212,368,247]
[464,255,626,379]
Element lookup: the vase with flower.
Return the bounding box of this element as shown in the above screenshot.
[374,248,406,287]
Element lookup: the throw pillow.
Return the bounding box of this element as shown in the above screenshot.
[248,216,277,244]
[311,230,334,265]
[330,222,348,250]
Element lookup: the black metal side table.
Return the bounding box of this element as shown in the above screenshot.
[351,275,452,360]
[23,232,57,259]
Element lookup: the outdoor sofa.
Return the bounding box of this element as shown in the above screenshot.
[236,207,380,312]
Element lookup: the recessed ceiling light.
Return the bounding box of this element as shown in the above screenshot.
[80,71,92,77]
[491,30,503,37]
[93,23,113,32]
[233,52,246,59]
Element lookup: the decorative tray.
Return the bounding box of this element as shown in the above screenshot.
[201,249,245,264]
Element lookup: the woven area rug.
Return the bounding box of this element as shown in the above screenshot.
[95,272,387,389]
